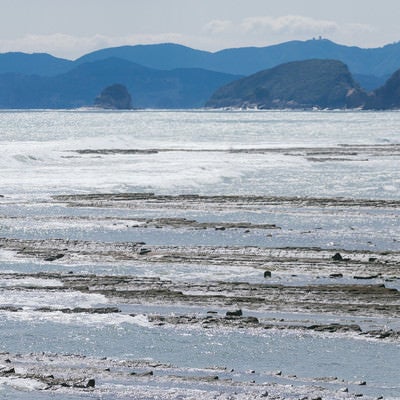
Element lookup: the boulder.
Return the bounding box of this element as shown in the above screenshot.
[332,253,343,261]
[226,309,243,317]
[44,253,64,262]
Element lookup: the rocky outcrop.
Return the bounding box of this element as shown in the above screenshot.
[94,83,132,109]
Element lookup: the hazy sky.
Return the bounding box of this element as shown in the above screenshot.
[0,0,399,59]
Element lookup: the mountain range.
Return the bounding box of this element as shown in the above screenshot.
[74,39,400,89]
[1,39,400,109]
[0,58,239,109]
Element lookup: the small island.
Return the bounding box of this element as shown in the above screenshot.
[94,83,133,110]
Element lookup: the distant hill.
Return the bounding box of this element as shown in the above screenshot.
[0,58,240,109]
[75,40,400,89]
[365,69,400,109]
[353,73,389,92]
[76,43,211,72]
[206,59,368,110]
[0,52,72,76]
[1,39,400,109]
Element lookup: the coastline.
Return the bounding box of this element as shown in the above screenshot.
[0,192,399,398]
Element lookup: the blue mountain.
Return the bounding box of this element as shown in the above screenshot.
[0,58,240,109]
[75,39,400,88]
[1,39,400,108]
[0,52,72,76]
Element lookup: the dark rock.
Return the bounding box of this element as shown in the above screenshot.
[226,309,243,317]
[0,367,15,375]
[86,378,96,388]
[38,306,120,314]
[329,273,343,278]
[379,330,394,338]
[44,253,65,262]
[138,248,151,255]
[332,253,343,261]
[130,370,153,377]
[307,323,361,333]
[0,306,22,312]
[264,271,272,278]
[353,274,380,280]
[215,226,226,231]
[368,257,377,262]
[84,307,120,314]
[374,329,399,339]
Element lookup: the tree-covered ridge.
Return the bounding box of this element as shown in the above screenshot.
[1,40,400,109]
[206,60,367,109]
[365,69,400,109]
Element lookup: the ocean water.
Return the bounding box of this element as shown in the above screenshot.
[0,109,399,199]
[0,110,399,399]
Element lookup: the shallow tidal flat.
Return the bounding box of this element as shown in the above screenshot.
[0,192,399,399]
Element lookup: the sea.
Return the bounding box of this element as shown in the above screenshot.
[0,109,399,399]
[1,109,399,199]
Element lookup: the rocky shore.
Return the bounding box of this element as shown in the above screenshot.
[0,192,399,398]
[0,351,379,399]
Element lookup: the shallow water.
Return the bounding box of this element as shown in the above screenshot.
[0,110,399,398]
[0,314,399,398]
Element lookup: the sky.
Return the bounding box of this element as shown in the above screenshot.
[0,0,399,59]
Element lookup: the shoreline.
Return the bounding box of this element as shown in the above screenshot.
[0,192,399,398]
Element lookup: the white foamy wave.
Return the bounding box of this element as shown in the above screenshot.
[0,249,23,263]
[1,110,400,199]
[0,289,108,309]
[130,314,153,328]
[0,377,48,392]
[1,309,146,327]
[0,278,63,288]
